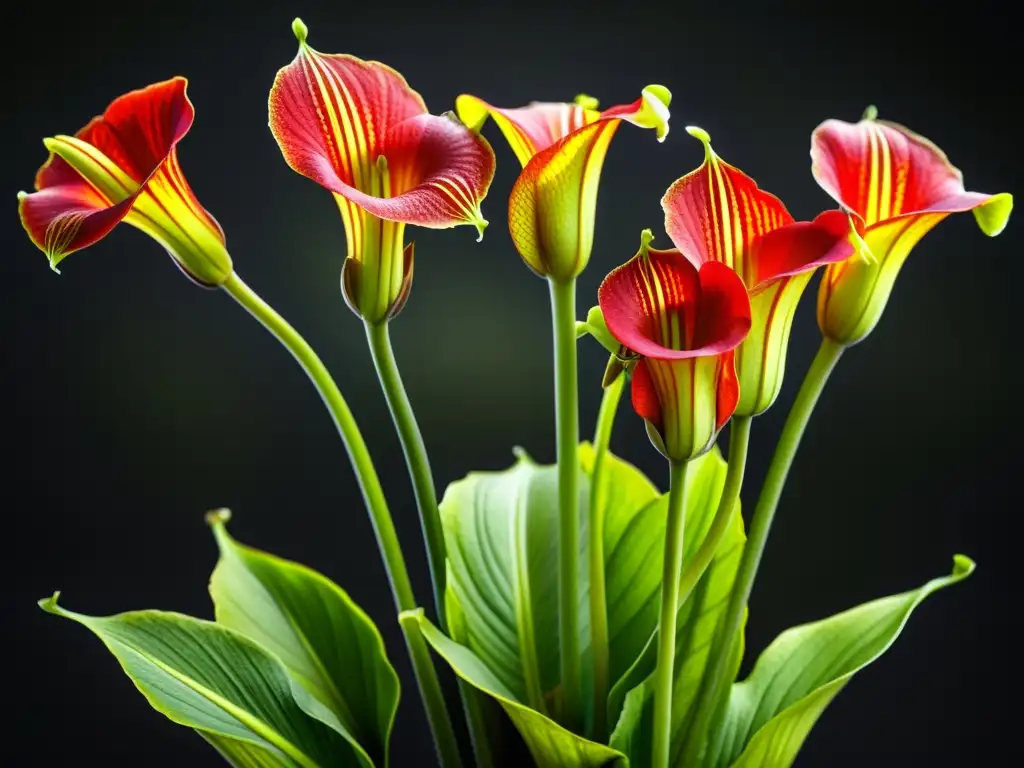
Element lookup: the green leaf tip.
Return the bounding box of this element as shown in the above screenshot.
[205,508,235,554]
[575,93,600,111]
[862,104,879,121]
[292,17,309,45]
[205,507,232,527]
[951,554,976,577]
[38,590,63,615]
[511,445,537,465]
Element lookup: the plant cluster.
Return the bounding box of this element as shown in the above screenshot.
[20,18,1012,768]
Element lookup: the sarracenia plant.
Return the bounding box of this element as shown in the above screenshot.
[20,19,1012,768]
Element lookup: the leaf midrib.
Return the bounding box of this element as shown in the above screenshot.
[146,651,320,768]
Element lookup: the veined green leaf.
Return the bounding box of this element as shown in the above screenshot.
[207,510,398,768]
[202,732,306,768]
[708,556,975,768]
[39,595,357,767]
[404,610,626,768]
[438,447,589,726]
[437,442,733,756]
[606,448,746,766]
[438,442,676,731]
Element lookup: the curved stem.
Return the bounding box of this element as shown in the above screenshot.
[676,416,751,612]
[587,370,626,741]
[652,459,690,768]
[404,628,464,768]
[364,320,493,767]
[364,320,447,626]
[681,338,844,766]
[549,276,582,727]
[221,273,462,768]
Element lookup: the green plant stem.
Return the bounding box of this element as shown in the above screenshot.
[364,319,493,767]
[549,276,582,727]
[404,628,464,768]
[652,459,690,768]
[364,320,447,625]
[587,369,626,741]
[459,686,495,768]
[221,273,462,768]
[675,416,751,611]
[681,338,844,766]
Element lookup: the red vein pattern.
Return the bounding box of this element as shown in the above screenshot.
[269,38,494,234]
[456,86,671,279]
[599,239,750,461]
[18,78,231,286]
[812,114,1012,344]
[661,130,857,414]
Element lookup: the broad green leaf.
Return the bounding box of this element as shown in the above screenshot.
[706,555,975,768]
[39,594,357,767]
[438,441,733,755]
[606,450,746,766]
[438,447,590,725]
[404,609,626,768]
[207,510,398,768]
[439,443,670,730]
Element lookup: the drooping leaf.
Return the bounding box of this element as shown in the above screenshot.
[606,448,746,765]
[207,510,399,768]
[404,609,626,767]
[39,594,358,767]
[704,556,975,768]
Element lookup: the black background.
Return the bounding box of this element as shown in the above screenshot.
[5,2,1019,766]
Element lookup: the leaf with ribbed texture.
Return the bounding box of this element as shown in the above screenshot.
[405,610,626,767]
[207,510,398,768]
[707,556,975,768]
[39,595,358,767]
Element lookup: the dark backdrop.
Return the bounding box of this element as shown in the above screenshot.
[5,3,1018,766]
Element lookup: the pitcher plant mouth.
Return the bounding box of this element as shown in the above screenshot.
[811,108,1012,345]
[16,20,1010,768]
[659,126,857,415]
[268,19,496,320]
[598,230,751,460]
[269,20,495,237]
[458,86,672,279]
[18,77,232,286]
